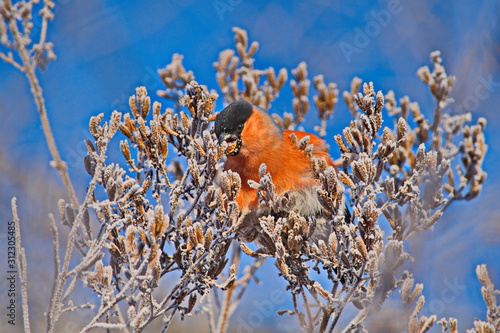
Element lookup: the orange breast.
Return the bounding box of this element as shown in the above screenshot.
[224,109,334,211]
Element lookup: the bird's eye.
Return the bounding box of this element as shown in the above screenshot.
[237,124,244,131]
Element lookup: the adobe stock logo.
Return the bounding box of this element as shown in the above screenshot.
[236,288,288,333]
[339,0,404,63]
[28,0,77,41]
[455,74,500,114]
[213,0,244,21]
[424,277,466,315]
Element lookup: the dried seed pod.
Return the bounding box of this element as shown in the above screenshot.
[120,140,131,161]
[58,199,66,220]
[363,199,379,229]
[274,68,287,89]
[152,101,162,117]
[154,205,168,238]
[102,265,113,287]
[119,123,133,140]
[382,127,393,145]
[427,150,437,175]
[240,243,260,258]
[350,127,363,149]
[314,281,330,300]
[184,216,192,229]
[352,158,368,183]
[266,67,276,87]
[397,117,407,141]
[414,295,426,319]
[187,294,197,313]
[124,113,136,133]
[410,283,424,306]
[425,210,443,228]
[83,139,95,155]
[360,114,374,136]
[189,159,201,186]
[125,225,138,264]
[188,226,198,247]
[246,40,259,58]
[328,232,337,256]
[415,144,426,172]
[220,170,241,201]
[150,120,161,147]
[129,95,139,119]
[318,239,328,257]
[356,236,368,260]
[159,135,168,160]
[375,159,384,181]
[399,276,414,304]
[476,264,493,287]
[194,222,204,246]
[108,110,122,139]
[137,87,151,118]
[95,260,104,285]
[204,228,213,250]
[417,66,431,85]
[135,135,146,151]
[179,111,190,132]
[385,177,395,198]
[89,113,104,138]
[277,259,290,277]
[338,171,355,189]
[136,117,149,141]
[161,121,179,136]
[141,170,152,193]
[335,134,349,153]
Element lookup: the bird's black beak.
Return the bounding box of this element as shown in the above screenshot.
[219,133,242,156]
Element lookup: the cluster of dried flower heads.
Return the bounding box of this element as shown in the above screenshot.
[2,3,497,332]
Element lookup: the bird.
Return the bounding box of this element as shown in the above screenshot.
[214,100,346,246]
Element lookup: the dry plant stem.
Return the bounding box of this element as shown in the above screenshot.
[0,51,24,70]
[216,245,241,333]
[431,104,442,137]
[302,291,314,332]
[37,1,50,47]
[47,213,61,330]
[11,198,32,333]
[3,0,79,210]
[47,141,110,333]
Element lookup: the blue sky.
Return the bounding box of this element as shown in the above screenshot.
[1,0,499,331]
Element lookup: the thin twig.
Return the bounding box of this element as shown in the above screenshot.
[47,213,60,330]
[301,290,314,332]
[47,144,109,333]
[216,244,241,333]
[4,0,79,210]
[0,51,24,71]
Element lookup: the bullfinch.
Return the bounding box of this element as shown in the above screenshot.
[214,100,346,244]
